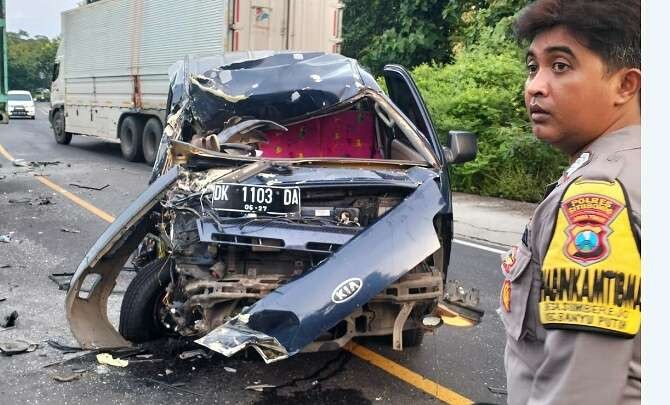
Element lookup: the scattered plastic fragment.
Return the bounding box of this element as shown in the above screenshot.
[96,352,129,367]
[95,365,110,375]
[245,384,276,392]
[69,182,110,191]
[53,373,80,383]
[165,368,173,375]
[223,366,237,373]
[178,349,206,360]
[0,339,38,355]
[0,310,18,327]
[61,228,81,234]
[0,234,11,243]
[46,339,83,353]
[136,353,154,359]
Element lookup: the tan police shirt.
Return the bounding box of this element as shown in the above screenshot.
[499,125,641,405]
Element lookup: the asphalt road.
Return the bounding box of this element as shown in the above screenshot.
[0,104,507,405]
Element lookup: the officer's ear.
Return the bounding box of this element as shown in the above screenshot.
[612,67,641,107]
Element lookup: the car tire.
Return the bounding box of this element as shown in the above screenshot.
[119,115,144,162]
[52,109,72,145]
[119,257,173,343]
[402,328,424,347]
[141,117,163,165]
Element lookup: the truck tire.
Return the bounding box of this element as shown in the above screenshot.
[142,118,163,165]
[52,110,72,145]
[119,258,172,343]
[119,115,144,162]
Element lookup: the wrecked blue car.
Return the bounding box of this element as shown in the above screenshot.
[65,51,477,363]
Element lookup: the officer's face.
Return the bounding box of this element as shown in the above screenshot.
[524,26,622,155]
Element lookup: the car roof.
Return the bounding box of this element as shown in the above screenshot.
[8,90,32,95]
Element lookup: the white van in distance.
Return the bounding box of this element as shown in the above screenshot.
[8,90,36,120]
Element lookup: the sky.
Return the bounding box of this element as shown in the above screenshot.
[7,0,81,39]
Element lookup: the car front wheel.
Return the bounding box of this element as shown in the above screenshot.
[119,257,173,343]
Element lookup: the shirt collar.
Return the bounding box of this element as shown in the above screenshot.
[583,125,641,155]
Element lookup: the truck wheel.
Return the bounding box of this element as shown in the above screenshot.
[119,257,173,343]
[142,118,163,165]
[119,115,144,162]
[52,110,72,145]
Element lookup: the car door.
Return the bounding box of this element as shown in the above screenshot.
[382,64,444,164]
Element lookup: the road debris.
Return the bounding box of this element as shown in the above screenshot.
[35,196,54,205]
[61,228,81,234]
[42,351,93,368]
[0,340,38,355]
[52,373,80,383]
[165,368,173,375]
[1,310,18,328]
[95,365,110,375]
[178,349,207,360]
[12,159,61,169]
[0,234,12,243]
[48,272,74,291]
[487,385,508,395]
[96,353,129,368]
[7,198,31,204]
[46,339,84,353]
[136,353,154,359]
[145,378,203,397]
[223,366,237,373]
[245,384,277,392]
[69,182,110,191]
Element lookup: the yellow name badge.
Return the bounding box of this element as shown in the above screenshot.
[540,178,640,338]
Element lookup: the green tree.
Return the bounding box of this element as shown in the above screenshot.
[341,0,453,74]
[7,30,59,93]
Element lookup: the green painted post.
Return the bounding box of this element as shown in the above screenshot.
[0,0,7,123]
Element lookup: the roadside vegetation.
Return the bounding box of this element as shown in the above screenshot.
[342,0,568,202]
[7,30,59,96]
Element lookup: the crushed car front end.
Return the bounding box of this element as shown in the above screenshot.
[65,52,465,363]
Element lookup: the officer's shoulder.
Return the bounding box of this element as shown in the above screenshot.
[539,175,640,338]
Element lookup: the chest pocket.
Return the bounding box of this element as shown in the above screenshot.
[498,244,533,341]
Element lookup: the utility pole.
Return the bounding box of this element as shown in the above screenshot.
[0,0,7,123]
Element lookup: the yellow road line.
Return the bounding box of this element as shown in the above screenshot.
[0,142,117,223]
[2,141,473,404]
[345,341,473,405]
[34,175,116,223]
[0,143,14,161]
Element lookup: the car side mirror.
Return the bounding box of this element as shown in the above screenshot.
[443,131,477,164]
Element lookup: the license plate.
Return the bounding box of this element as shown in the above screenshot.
[211,183,300,215]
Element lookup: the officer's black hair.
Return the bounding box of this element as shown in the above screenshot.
[514,0,640,72]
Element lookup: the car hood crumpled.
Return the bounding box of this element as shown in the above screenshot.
[195,171,447,363]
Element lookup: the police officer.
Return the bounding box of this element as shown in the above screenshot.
[500,1,641,404]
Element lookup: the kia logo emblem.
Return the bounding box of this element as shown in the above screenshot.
[331,278,363,303]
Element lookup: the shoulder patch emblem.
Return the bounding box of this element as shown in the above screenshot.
[562,193,624,265]
[540,178,640,338]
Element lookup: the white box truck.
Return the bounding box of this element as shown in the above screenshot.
[49,0,344,164]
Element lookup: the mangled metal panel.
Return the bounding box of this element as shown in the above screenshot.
[196,175,446,363]
[170,52,382,130]
[65,167,180,348]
